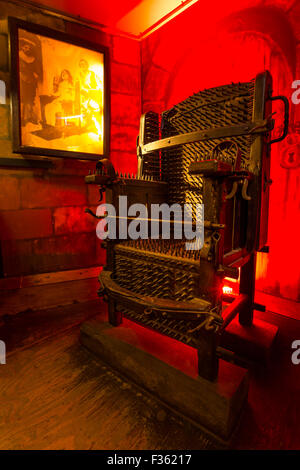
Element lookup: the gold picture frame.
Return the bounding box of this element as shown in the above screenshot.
[9,17,110,160]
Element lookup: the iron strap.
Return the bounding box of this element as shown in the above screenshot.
[140,119,273,155]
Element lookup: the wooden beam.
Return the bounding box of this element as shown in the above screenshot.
[0,266,102,290]
[221,294,248,330]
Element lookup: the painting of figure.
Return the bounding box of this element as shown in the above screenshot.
[11,20,108,159]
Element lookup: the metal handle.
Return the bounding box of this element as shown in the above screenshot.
[84,208,102,219]
[269,95,289,144]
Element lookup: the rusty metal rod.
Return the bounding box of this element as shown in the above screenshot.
[221,294,248,330]
[85,209,225,229]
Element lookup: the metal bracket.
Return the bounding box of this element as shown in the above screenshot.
[268,95,289,145]
[140,119,273,155]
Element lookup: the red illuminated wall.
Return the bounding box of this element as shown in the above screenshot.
[140,1,300,303]
[0,1,140,277]
[1,0,299,306]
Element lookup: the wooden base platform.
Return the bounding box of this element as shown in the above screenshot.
[80,318,249,446]
[222,316,279,364]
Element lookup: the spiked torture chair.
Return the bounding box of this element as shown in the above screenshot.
[85,71,289,382]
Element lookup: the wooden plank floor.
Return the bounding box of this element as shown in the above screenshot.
[0,328,213,450]
[0,277,100,317]
[0,299,300,450]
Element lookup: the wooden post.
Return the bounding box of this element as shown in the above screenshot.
[239,252,256,326]
[108,298,122,326]
[197,331,219,382]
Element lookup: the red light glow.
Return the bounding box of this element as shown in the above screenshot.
[223,285,233,295]
[141,2,300,303]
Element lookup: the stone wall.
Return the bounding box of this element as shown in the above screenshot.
[140,0,300,303]
[0,1,141,277]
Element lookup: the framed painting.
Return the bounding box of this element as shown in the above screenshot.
[9,17,110,160]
